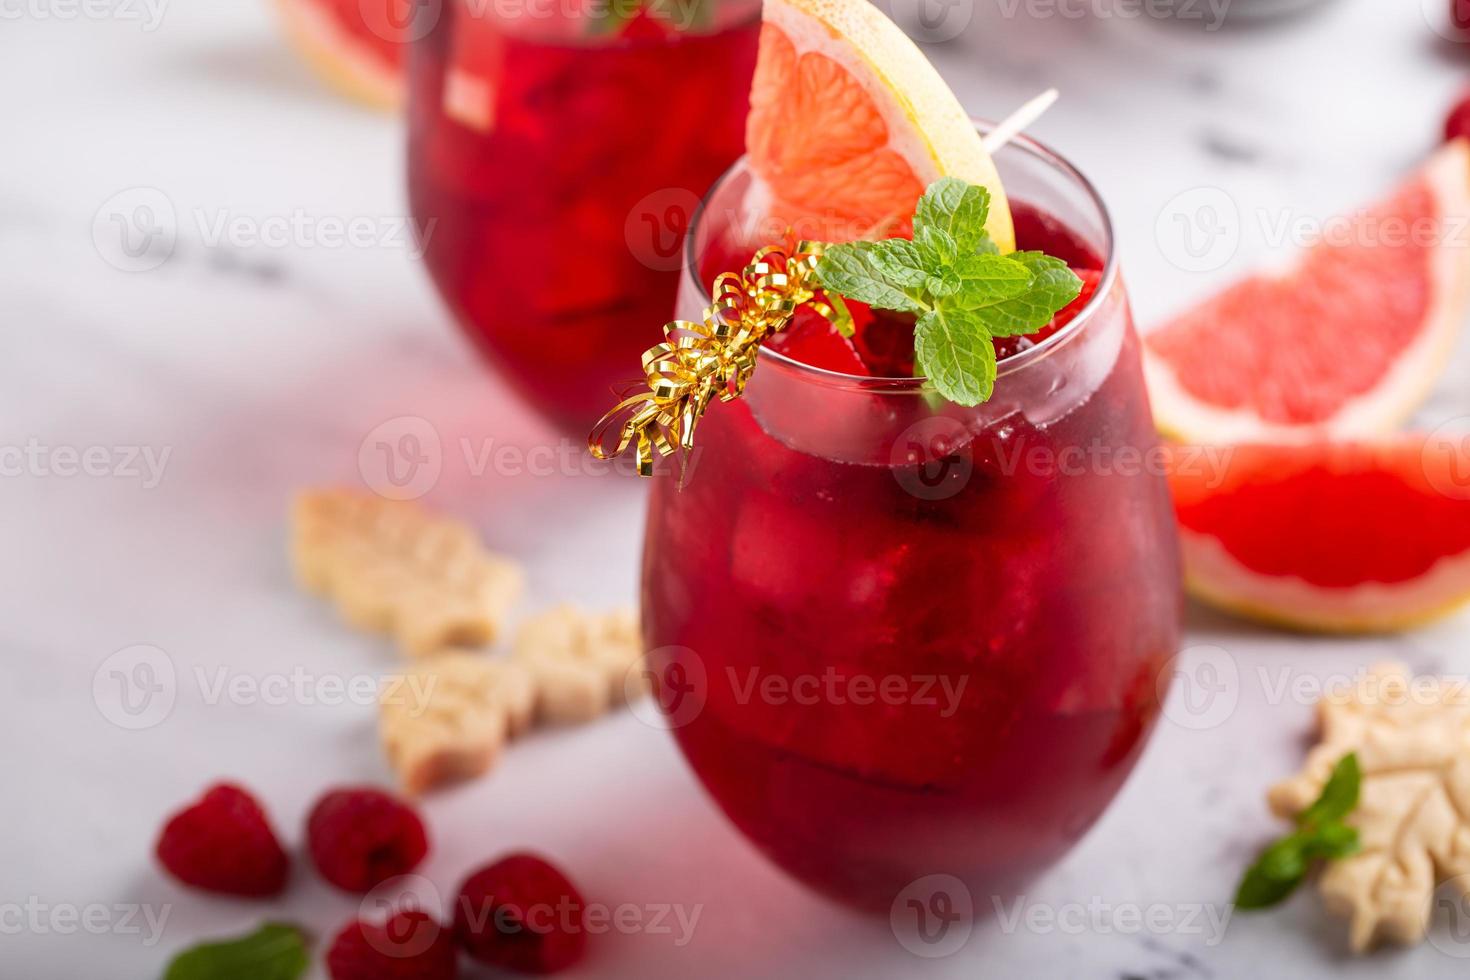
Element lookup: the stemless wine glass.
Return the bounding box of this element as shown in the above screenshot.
[407,0,762,431]
[640,131,1183,911]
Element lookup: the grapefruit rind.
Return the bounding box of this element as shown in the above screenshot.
[756,0,1014,250]
[1170,438,1470,633]
[1180,530,1470,633]
[1144,139,1470,445]
[274,0,403,112]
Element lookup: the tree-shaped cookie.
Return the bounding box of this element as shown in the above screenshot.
[292,489,523,657]
[1267,661,1470,952]
[380,653,537,794]
[513,606,646,725]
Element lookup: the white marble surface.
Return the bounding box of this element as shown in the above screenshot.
[4,0,1470,976]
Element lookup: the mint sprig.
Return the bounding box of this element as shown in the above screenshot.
[814,178,1083,405]
[1234,753,1362,910]
[163,922,310,980]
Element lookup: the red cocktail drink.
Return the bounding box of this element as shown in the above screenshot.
[641,136,1182,910]
[407,0,760,430]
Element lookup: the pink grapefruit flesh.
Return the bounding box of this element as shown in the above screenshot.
[1145,139,1470,444]
[1168,438,1470,632]
[745,0,1013,248]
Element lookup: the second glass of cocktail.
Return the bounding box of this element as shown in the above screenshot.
[408,0,762,430]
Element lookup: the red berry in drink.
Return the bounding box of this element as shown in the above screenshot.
[766,307,871,375]
[307,787,429,893]
[154,783,289,898]
[453,853,587,974]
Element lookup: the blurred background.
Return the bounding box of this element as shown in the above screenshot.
[4,0,1470,976]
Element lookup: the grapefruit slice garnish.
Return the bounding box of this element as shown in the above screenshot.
[1144,139,1470,444]
[1167,438,1470,632]
[273,0,409,111]
[746,0,1013,249]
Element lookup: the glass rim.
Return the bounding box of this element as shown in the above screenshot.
[446,0,763,47]
[680,121,1119,393]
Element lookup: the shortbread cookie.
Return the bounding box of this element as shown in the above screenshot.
[292,489,522,657]
[379,653,537,794]
[513,606,646,725]
[1269,661,1470,953]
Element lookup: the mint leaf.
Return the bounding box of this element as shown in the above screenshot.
[1235,834,1309,909]
[1234,753,1361,911]
[1297,753,1361,828]
[914,306,996,405]
[926,267,963,299]
[914,225,959,269]
[866,238,929,288]
[816,242,925,314]
[1301,822,1360,861]
[813,177,1084,406]
[163,922,309,980]
[951,253,1032,307]
[976,252,1083,337]
[914,177,991,254]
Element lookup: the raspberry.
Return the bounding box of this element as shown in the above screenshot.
[154,783,289,898]
[326,910,459,980]
[307,787,429,893]
[1447,91,1470,144]
[453,853,587,974]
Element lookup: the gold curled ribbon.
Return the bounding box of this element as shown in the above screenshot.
[589,239,836,476]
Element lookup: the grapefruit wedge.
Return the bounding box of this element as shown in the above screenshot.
[746,0,1013,248]
[1167,438,1470,632]
[1145,139,1470,444]
[274,0,410,111]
